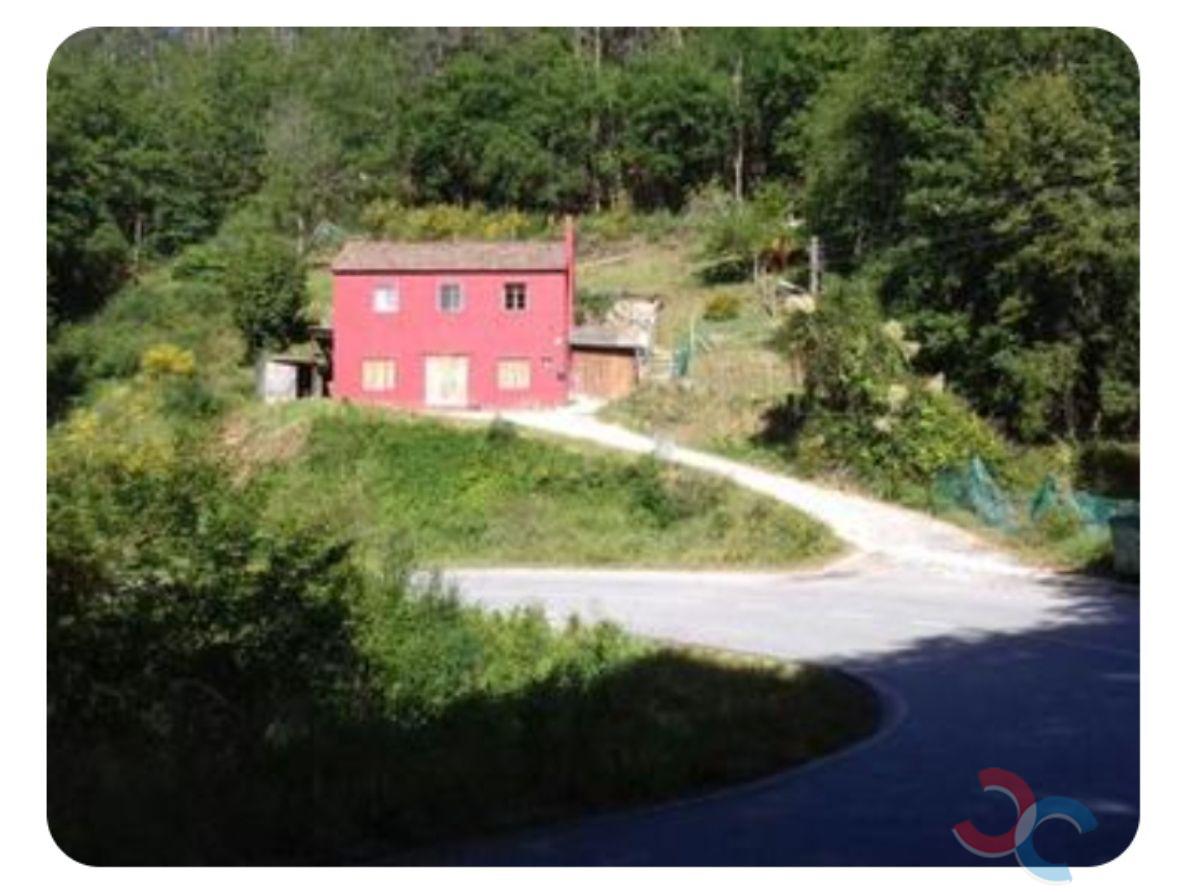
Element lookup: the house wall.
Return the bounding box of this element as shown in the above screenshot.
[332,269,572,409]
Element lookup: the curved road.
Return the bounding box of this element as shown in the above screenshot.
[418,410,1140,867]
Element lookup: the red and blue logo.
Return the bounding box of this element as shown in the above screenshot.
[953,768,1098,883]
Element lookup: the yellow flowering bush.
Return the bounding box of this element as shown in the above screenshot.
[140,343,197,378]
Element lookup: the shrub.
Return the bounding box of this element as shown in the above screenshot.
[225,236,308,358]
[1032,503,1085,541]
[140,343,197,378]
[359,200,552,241]
[624,457,723,528]
[171,243,227,282]
[47,275,235,422]
[703,292,742,321]
[574,288,618,324]
[770,273,910,414]
[485,416,518,445]
[1076,441,1140,498]
[694,182,798,284]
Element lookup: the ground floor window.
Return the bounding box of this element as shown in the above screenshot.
[497,358,531,391]
[361,358,396,392]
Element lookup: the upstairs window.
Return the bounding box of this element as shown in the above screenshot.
[438,282,464,314]
[372,283,399,313]
[503,282,528,312]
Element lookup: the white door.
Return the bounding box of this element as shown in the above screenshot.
[424,356,469,407]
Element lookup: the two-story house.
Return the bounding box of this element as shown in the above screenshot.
[330,223,574,409]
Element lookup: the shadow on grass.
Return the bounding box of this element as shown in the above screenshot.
[418,575,1139,867]
[48,650,878,866]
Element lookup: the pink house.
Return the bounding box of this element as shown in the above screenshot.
[330,224,574,410]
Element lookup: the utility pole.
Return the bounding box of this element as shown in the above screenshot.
[808,236,822,296]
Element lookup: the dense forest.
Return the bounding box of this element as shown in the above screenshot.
[48,27,1138,442]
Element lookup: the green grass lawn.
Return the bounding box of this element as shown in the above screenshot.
[233,401,840,570]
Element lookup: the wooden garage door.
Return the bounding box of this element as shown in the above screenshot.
[572,350,636,400]
[424,355,469,407]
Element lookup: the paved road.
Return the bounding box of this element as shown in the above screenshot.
[426,560,1138,867]
[415,409,1139,867]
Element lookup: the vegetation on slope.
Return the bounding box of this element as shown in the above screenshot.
[49,28,1137,445]
[48,367,874,864]
[44,26,1140,862]
[238,403,838,569]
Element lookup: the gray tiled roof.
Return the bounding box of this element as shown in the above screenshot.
[332,239,568,273]
[569,325,649,350]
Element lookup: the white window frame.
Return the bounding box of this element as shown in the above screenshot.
[361,358,397,392]
[438,281,465,314]
[372,282,400,314]
[497,358,532,392]
[503,282,528,312]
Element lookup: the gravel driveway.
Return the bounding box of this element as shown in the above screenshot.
[489,407,1035,577]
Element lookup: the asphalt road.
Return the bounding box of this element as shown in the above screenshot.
[422,559,1139,867]
[404,409,1140,868]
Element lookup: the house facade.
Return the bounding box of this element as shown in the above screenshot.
[330,225,574,410]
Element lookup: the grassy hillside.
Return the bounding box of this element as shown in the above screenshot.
[51,228,841,572]
[227,401,838,569]
[48,334,867,864]
[583,233,1136,576]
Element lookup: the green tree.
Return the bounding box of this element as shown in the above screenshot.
[618,49,734,209]
[262,96,345,254]
[793,29,1139,441]
[409,31,595,210]
[225,236,307,357]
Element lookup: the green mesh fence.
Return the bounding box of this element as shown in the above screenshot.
[932,456,1139,532]
[673,341,693,378]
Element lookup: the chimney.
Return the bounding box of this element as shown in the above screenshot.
[564,215,575,346]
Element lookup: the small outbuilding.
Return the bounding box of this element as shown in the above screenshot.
[257,356,320,403]
[569,325,649,400]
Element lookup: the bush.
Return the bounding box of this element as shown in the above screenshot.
[485,416,518,445]
[694,182,798,284]
[171,243,227,282]
[576,204,686,245]
[574,288,618,324]
[360,200,552,241]
[1076,441,1139,498]
[1030,503,1085,542]
[703,292,742,321]
[624,457,723,528]
[47,276,236,421]
[48,397,864,863]
[140,343,197,378]
[225,236,308,357]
